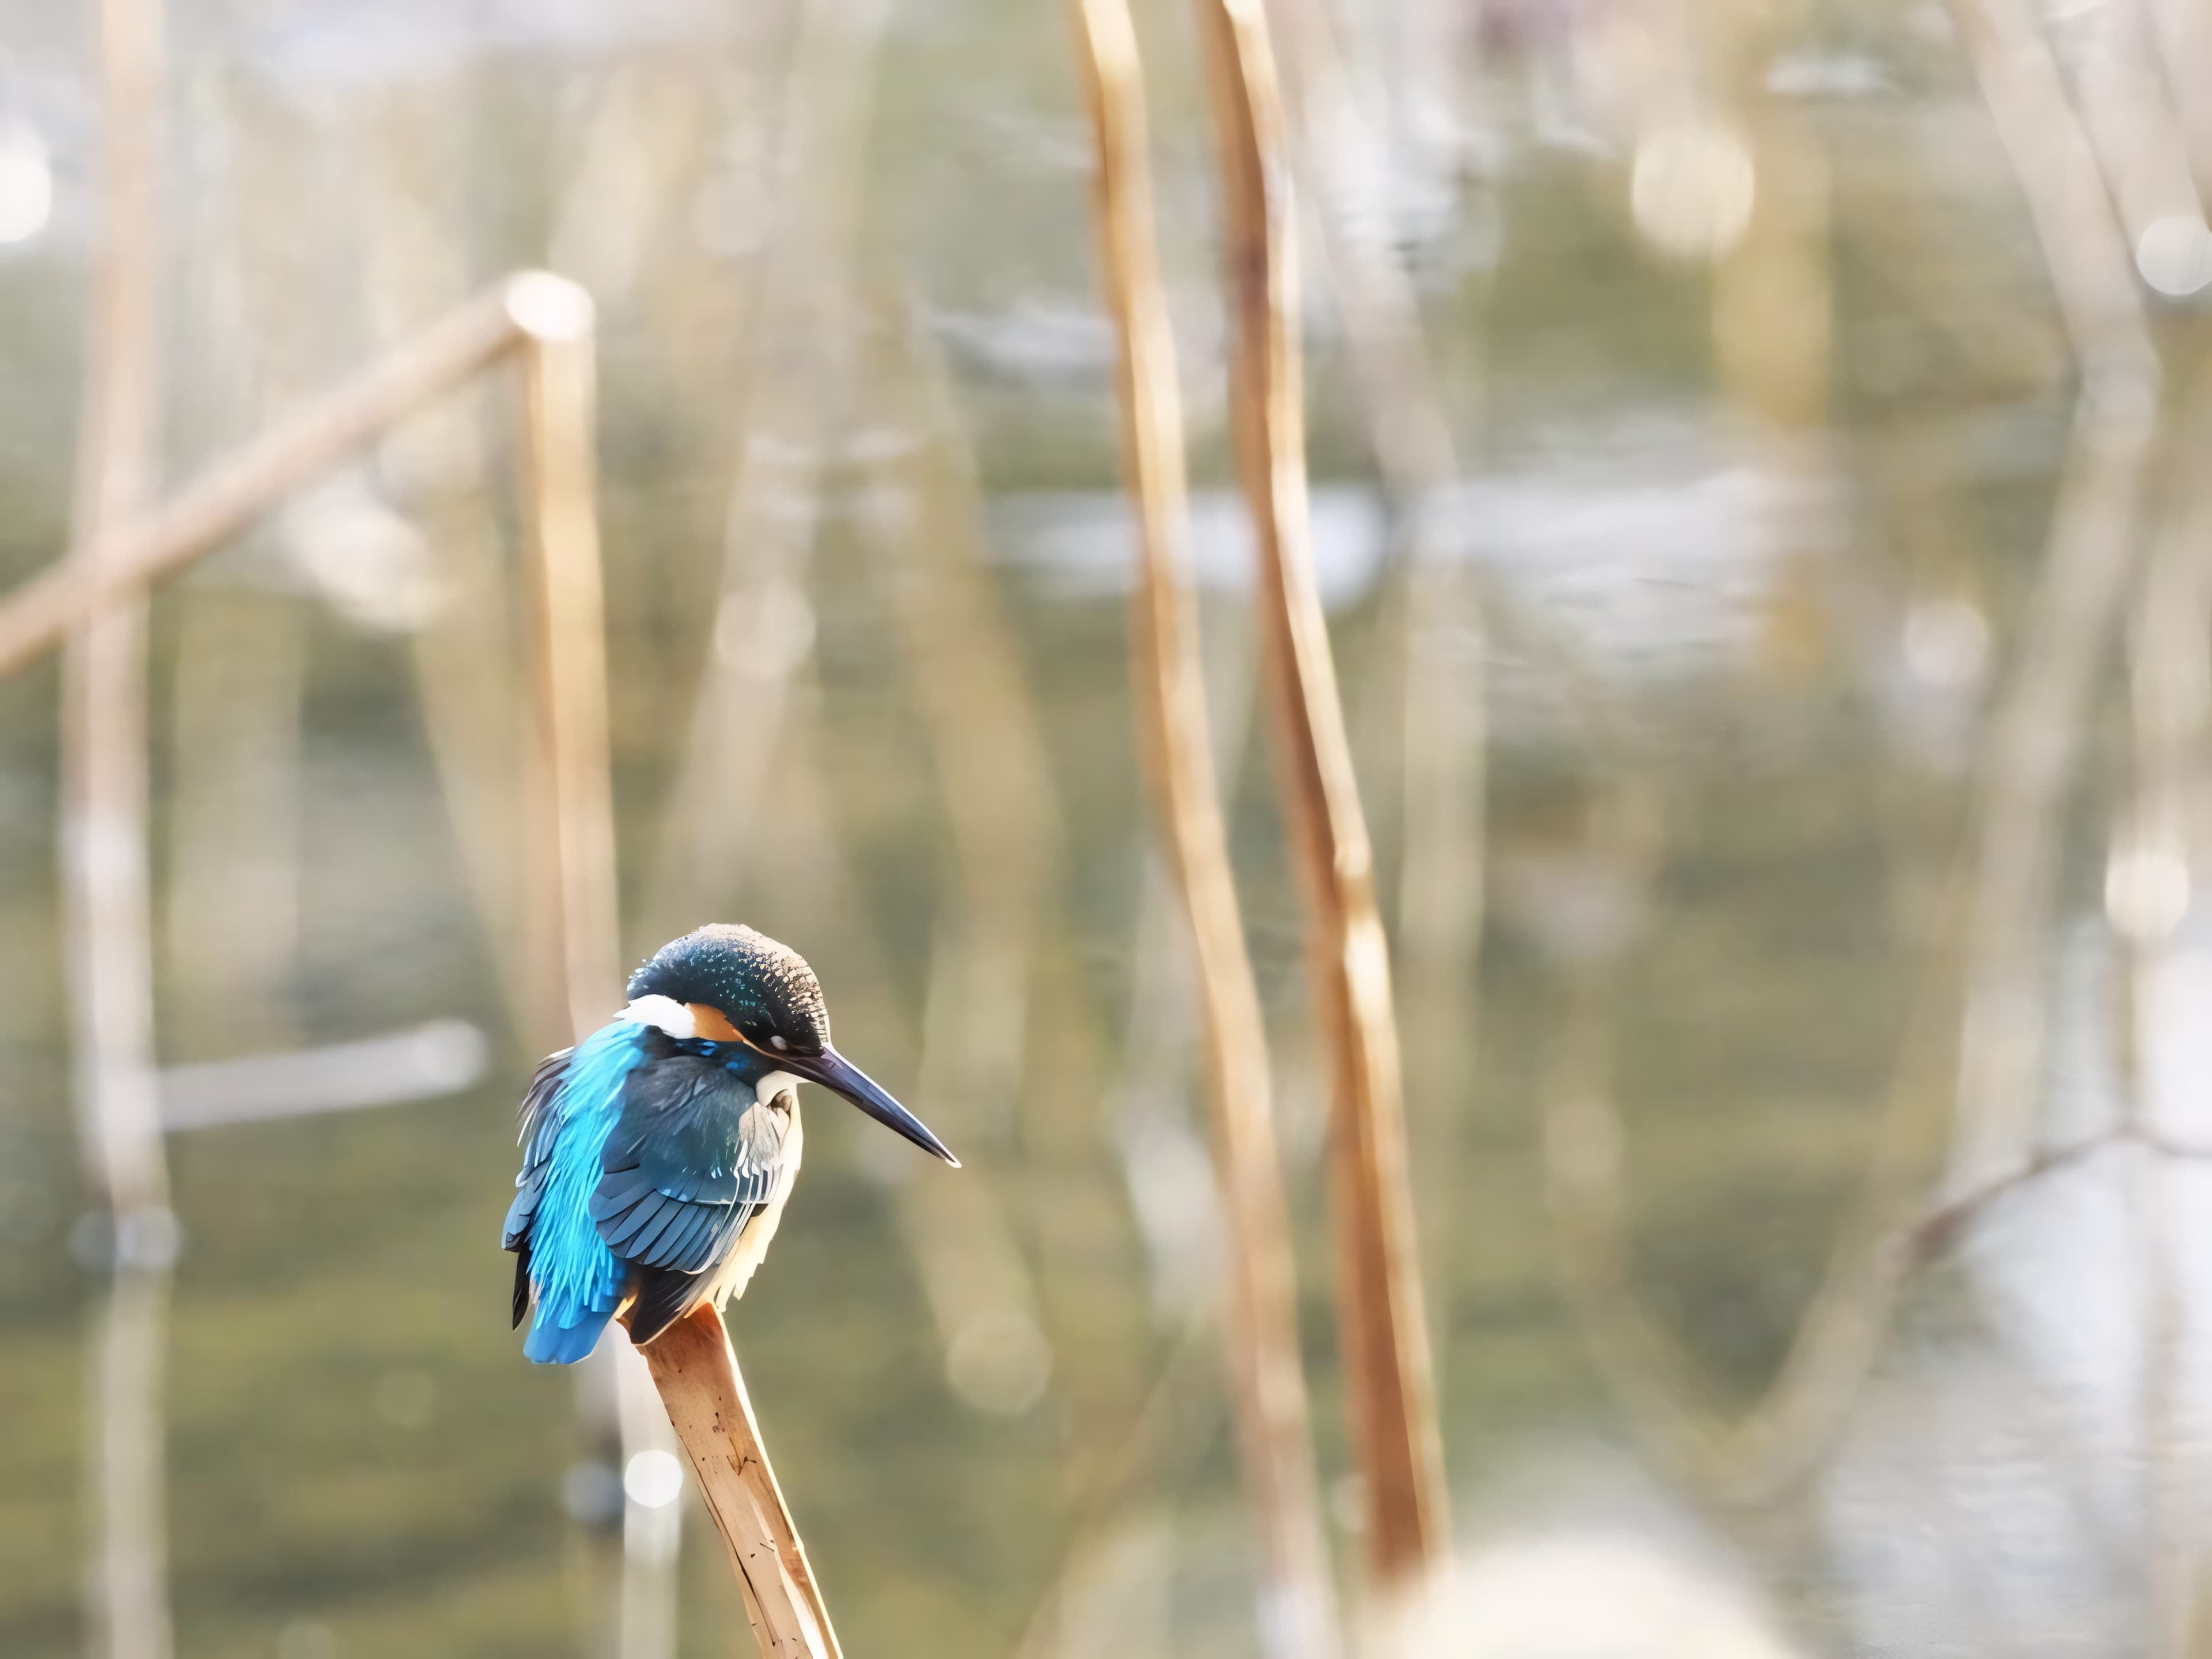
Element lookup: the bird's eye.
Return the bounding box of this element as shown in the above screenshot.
[769,1034,789,1052]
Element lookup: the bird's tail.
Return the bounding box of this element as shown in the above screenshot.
[523,1302,615,1365]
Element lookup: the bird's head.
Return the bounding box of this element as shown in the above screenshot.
[624,923,959,1167]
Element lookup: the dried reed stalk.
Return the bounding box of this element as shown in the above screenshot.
[1938,0,2158,1199]
[163,592,305,1056]
[637,1305,842,1659]
[65,0,172,1653]
[362,88,543,1045]
[1190,0,1448,1588]
[517,315,624,1043]
[1067,0,1341,1649]
[2120,376,2212,1659]
[0,281,535,673]
[1266,0,1487,1351]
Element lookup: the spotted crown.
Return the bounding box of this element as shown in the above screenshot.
[627,924,831,1053]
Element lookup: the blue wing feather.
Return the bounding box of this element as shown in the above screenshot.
[592,1056,776,1276]
[507,1021,647,1363]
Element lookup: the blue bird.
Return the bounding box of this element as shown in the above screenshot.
[504,923,957,1363]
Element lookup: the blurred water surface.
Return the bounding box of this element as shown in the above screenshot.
[3,0,2212,1654]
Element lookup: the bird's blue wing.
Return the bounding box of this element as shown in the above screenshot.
[590,1056,785,1274]
[506,1021,650,1362]
[502,1047,573,1255]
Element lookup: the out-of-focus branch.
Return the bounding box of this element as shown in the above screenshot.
[65,1,171,1654]
[518,313,625,1040]
[1897,1124,2212,1253]
[758,683,1056,1428]
[2065,0,2205,276]
[2120,370,2212,1659]
[66,0,166,1232]
[1009,1313,1222,1659]
[1939,0,2160,1199]
[1068,0,1340,1649]
[164,590,305,1055]
[854,275,1154,1462]
[1191,0,1449,1590]
[157,1020,487,1130]
[1538,785,1964,1506]
[1941,0,2152,369]
[642,0,889,945]
[0,280,554,676]
[2145,0,2212,195]
[1263,0,1457,503]
[360,85,543,1042]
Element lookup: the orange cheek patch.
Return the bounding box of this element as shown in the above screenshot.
[685,1002,743,1043]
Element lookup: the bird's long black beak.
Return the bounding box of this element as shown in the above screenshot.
[784,1046,959,1167]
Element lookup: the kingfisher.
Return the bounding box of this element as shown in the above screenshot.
[503,923,957,1363]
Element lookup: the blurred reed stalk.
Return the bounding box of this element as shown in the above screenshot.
[364,85,543,1045]
[855,274,1154,1455]
[0,282,560,668]
[1066,0,1342,1652]
[636,1305,841,1659]
[1535,779,1967,1505]
[2065,0,2204,276]
[643,0,889,946]
[748,675,1055,1414]
[162,69,311,1062]
[707,662,1071,1651]
[164,591,305,1054]
[63,0,172,1654]
[1190,0,1450,1593]
[1938,0,2160,1201]
[515,292,624,1044]
[2120,373,2212,1658]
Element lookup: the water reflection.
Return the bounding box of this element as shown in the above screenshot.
[2,0,2211,1652]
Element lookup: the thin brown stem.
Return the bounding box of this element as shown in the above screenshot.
[1069,0,1342,1649]
[1190,0,1449,1590]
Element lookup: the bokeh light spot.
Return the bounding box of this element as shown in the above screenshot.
[0,134,52,245]
[1631,120,1756,261]
[2136,215,2212,297]
[623,1448,685,1509]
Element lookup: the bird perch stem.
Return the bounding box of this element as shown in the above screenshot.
[632,1305,843,1659]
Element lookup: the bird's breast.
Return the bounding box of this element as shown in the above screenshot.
[704,1097,802,1307]
[736,1069,800,1162]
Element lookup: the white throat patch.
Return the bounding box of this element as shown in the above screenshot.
[619,995,697,1039]
[752,1070,802,1108]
